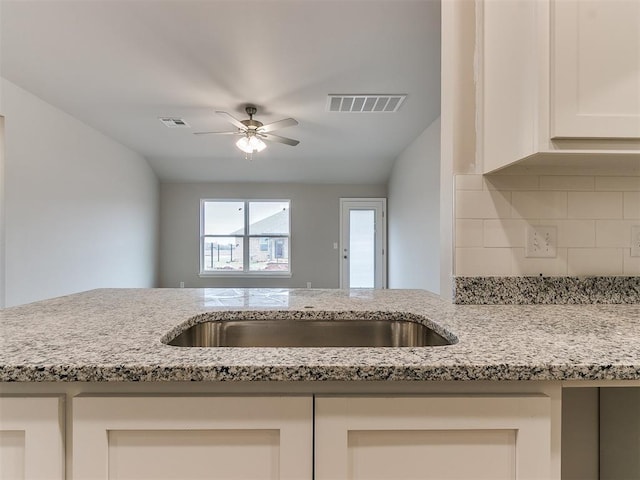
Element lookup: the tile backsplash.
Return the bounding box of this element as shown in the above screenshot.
[455,174,640,276]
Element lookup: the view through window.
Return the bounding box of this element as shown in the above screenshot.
[200,200,290,274]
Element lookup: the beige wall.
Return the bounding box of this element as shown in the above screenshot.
[159,182,386,289]
[600,388,640,479]
[440,0,477,296]
[562,388,599,480]
[454,173,640,276]
[0,116,5,308]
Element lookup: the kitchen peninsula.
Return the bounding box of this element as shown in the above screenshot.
[2,288,640,382]
[2,287,640,479]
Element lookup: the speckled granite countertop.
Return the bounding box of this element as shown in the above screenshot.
[1,288,640,382]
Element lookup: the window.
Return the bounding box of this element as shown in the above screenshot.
[200,200,290,275]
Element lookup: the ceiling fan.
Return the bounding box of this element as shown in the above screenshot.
[194,106,299,154]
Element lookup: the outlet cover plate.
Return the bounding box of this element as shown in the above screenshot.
[526,225,557,258]
[632,226,640,257]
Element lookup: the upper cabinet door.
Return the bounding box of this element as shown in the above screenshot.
[552,0,640,139]
[478,0,640,173]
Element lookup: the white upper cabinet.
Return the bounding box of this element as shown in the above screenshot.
[553,0,640,139]
[478,0,640,173]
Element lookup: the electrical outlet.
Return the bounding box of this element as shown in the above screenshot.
[632,226,640,257]
[306,282,312,288]
[525,226,557,258]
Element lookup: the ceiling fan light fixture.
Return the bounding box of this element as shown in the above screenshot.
[250,136,267,152]
[195,106,298,151]
[236,135,266,154]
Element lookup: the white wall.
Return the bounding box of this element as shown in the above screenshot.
[160,182,386,289]
[387,118,441,293]
[1,79,159,306]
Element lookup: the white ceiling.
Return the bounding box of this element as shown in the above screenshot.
[1,0,441,184]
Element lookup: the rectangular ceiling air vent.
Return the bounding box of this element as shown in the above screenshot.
[159,117,190,128]
[327,94,407,113]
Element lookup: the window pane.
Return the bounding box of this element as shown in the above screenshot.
[203,237,244,272]
[204,201,245,235]
[249,237,289,272]
[349,210,375,288]
[249,201,290,235]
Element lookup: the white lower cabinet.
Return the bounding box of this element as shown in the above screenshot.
[0,396,64,480]
[72,396,313,480]
[314,396,551,480]
[71,394,552,480]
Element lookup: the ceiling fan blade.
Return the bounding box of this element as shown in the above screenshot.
[193,131,240,135]
[258,118,298,133]
[216,111,248,130]
[260,133,300,146]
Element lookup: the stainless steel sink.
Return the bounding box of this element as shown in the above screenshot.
[167,319,452,347]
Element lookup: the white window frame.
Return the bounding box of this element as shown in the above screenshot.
[199,199,292,277]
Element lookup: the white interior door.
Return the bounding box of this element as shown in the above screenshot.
[340,199,386,289]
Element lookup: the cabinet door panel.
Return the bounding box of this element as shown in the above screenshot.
[347,429,515,479]
[73,396,312,480]
[315,396,551,480]
[0,431,25,479]
[0,396,64,480]
[108,429,280,480]
[553,0,640,139]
